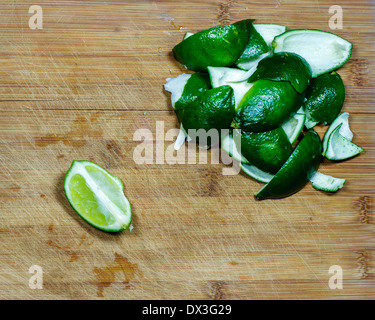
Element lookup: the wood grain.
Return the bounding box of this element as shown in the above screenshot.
[0,0,374,299]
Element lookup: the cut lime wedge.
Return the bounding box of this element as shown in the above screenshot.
[324,123,363,160]
[322,112,353,152]
[303,72,345,125]
[309,171,346,192]
[281,110,306,144]
[272,29,353,77]
[64,161,132,232]
[207,66,254,107]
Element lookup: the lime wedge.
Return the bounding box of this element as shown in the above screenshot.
[234,79,303,132]
[256,130,322,200]
[173,19,254,71]
[303,72,345,125]
[64,161,132,232]
[248,52,312,93]
[324,123,363,160]
[322,112,353,152]
[272,29,353,77]
[309,171,346,192]
[240,127,293,174]
[179,85,235,148]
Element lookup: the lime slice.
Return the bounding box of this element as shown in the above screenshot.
[248,52,312,93]
[237,24,287,71]
[322,112,353,152]
[234,79,303,132]
[324,123,363,160]
[64,161,132,232]
[281,110,306,144]
[240,127,293,174]
[272,29,353,77]
[303,72,345,125]
[173,19,254,71]
[241,163,274,183]
[221,132,250,164]
[256,130,322,200]
[207,66,254,107]
[309,171,346,192]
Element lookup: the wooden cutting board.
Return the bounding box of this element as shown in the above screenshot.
[0,0,374,300]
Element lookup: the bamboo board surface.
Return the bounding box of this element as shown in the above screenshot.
[0,0,374,300]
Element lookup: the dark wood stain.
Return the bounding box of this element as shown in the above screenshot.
[46,240,78,262]
[34,115,103,148]
[209,280,226,300]
[93,253,140,298]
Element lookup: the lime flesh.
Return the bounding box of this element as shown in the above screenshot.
[64,160,132,232]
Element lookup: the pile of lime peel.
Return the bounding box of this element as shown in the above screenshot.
[164,19,363,200]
